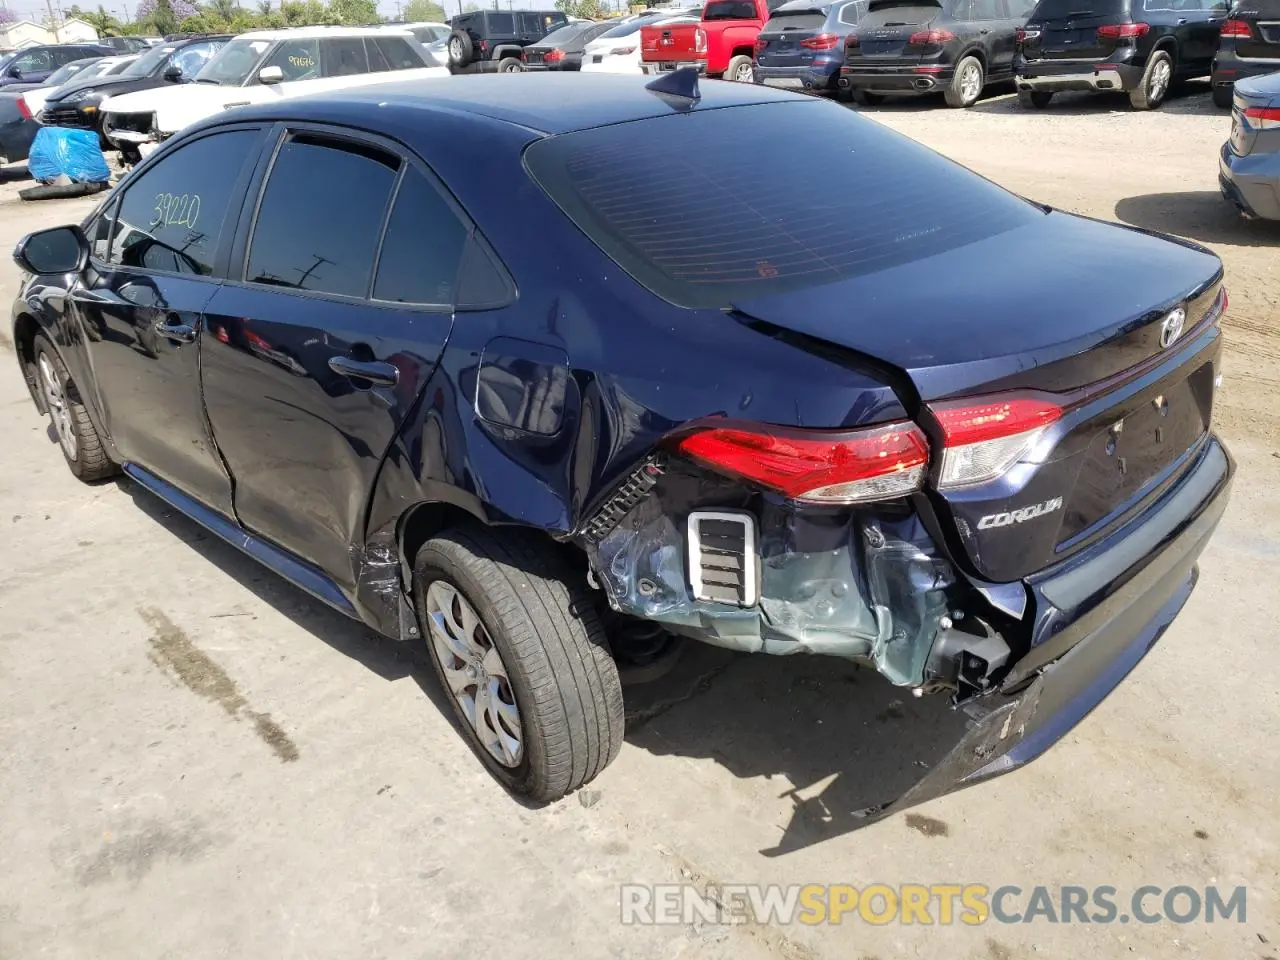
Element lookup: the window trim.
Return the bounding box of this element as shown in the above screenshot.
[87,122,268,281]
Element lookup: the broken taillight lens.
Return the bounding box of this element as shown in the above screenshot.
[929,394,1063,489]
[675,422,929,504]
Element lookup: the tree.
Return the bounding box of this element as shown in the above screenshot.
[75,4,124,34]
[205,0,239,20]
[136,0,199,32]
[327,0,378,23]
[404,0,445,20]
[0,6,15,21]
[255,0,272,14]
[555,0,601,16]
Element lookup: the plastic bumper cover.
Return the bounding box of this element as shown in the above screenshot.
[1015,59,1141,92]
[1220,139,1280,221]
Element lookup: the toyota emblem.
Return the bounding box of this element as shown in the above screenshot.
[1159,308,1185,349]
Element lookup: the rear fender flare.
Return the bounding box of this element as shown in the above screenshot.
[491,44,524,60]
[1152,37,1178,70]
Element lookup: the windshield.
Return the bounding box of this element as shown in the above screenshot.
[409,24,450,42]
[537,23,589,45]
[195,38,271,84]
[123,43,175,77]
[44,59,97,86]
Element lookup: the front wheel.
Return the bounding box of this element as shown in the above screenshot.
[945,55,984,108]
[725,54,754,83]
[32,333,116,482]
[1130,50,1172,110]
[414,526,624,802]
[497,56,524,73]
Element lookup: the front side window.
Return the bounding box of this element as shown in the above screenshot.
[169,41,224,79]
[107,129,261,276]
[246,135,398,298]
[322,38,370,76]
[123,44,175,77]
[373,167,468,305]
[196,39,272,85]
[263,38,321,80]
[13,49,53,73]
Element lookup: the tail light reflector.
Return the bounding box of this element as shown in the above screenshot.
[16,95,32,120]
[676,422,929,504]
[696,28,707,54]
[1220,18,1251,37]
[801,32,841,50]
[1096,21,1149,38]
[909,29,955,44]
[1244,106,1280,129]
[929,394,1063,489]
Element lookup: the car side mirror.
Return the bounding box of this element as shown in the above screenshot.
[14,225,88,275]
[258,65,284,84]
[163,64,183,81]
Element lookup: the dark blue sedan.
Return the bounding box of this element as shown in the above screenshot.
[9,72,1233,809]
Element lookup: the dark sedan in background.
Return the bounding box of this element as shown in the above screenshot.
[0,43,114,87]
[838,0,1033,107]
[1211,0,1280,108]
[754,0,866,95]
[522,19,619,69]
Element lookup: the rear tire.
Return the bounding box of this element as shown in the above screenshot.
[1212,84,1233,109]
[1129,49,1172,110]
[945,55,984,107]
[852,89,884,106]
[414,526,624,802]
[32,333,117,482]
[1017,89,1054,109]
[448,29,474,67]
[725,54,755,82]
[497,56,524,73]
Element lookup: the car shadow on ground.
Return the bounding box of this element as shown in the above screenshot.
[1115,190,1280,246]
[965,82,1218,116]
[119,477,974,848]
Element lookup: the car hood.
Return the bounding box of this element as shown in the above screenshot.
[101,82,235,116]
[45,73,143,103]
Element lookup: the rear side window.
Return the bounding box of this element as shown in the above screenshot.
[108,129,261,276]
[488,12,515,32]
[323,38,370,76]
[705,0,759,17]
[373,167,468,305]
[525,101,1038,309]
[371,35,425,69]
[247,136,398,298]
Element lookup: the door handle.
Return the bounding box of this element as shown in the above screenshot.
[69,286,126,306]
[155,319,196,343]
[328,355,399,387]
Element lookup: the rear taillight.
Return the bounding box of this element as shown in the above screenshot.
[1096,21,1149,39]
[545,48,563,62]
[1244,106,1280,128]
[16,95,31,120]
[1220,18,1251,37]
[1015,25,1040,42]
[801,32,841,50]
[695,28,707,54]
[908,29,955,45]
[755,37,768,54]
[929,395,1063,489]
[675,422,929,504]
[479,40,488,52]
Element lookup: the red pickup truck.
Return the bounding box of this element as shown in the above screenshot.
[640,0,774,82]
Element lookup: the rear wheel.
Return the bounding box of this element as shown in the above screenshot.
[1129,49,1172,110]
[33,333,116,482]
[1017,89,1054,109]
[414,526,624,802]
[852,89,885,106]
[497,56,524,73]
[1212,83,1233,109]
[945,55,984,107]
[725,54,755,82]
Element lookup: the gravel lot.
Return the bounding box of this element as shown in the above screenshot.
[1,83,1277,960]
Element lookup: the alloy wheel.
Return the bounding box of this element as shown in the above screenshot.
[38,353,76,461]
[959,62,982,103]
[449,37,463,62]
[426,581,524,768]
[1149,59,1170,102]
[733,62,753,82]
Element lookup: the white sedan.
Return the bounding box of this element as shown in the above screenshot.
[580,14,700,75]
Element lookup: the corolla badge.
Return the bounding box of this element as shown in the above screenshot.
[1159,307,1186,349]
[977,497,1064,530]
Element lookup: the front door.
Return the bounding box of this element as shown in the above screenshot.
[200,128,465,587]
[70,125,268,516]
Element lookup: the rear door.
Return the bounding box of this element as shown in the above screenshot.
[1022,0,1130,60]
[200,126,465,586]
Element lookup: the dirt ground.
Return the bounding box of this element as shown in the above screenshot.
[1,83,1277,960]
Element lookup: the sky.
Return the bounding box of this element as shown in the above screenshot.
[0,0,615,23]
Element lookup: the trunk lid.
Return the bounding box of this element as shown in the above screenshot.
[1022,0,1129,60]
[1230,0,1280,60]
[1230,72,1280,156]
[731,212,1223,582]
[848,0,942,60]
[756,9,831,67]
[641,21,703,61]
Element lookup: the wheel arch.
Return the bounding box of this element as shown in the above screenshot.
[957,45,987,70]
[1152,36,1178,66]
[12,310,48,413]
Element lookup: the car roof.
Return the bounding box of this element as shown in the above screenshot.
[246,72,804,137]
[236,26,415,39]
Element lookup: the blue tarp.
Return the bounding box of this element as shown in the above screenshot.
[28,127,111,184]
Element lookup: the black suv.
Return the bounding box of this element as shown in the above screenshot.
[446,9,569,72]
[1015,0,1227,110]
[838,0,1036,109]
[1211,0,1280,107]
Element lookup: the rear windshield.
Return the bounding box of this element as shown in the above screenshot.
[525,101,1037,309]
[861,1,943,24]
[766,10,830,28]
[705,0,759,18]
[1029,0,1127,17]
[538,23,589,45]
